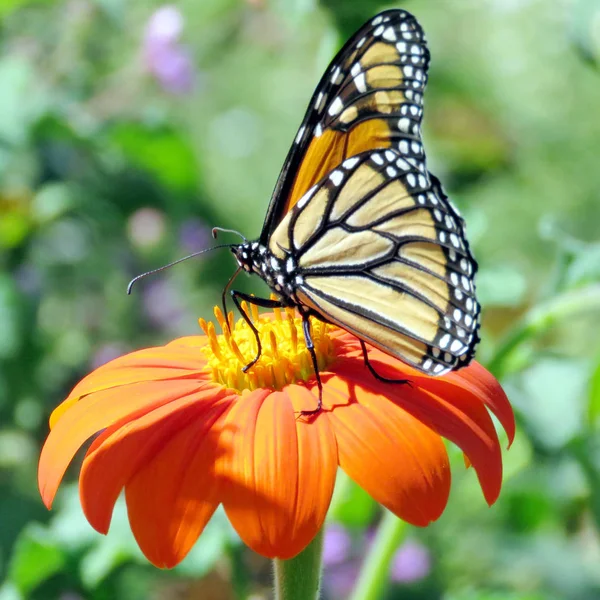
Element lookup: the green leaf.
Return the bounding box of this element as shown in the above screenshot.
[515,359,587,450]
[7,524,66,596]
[476,265,527,307]
[108,123,199,194]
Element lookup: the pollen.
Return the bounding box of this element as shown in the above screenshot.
[199,298,336,393]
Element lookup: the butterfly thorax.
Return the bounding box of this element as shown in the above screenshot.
[232,242,302,303]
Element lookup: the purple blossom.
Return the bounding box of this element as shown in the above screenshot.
[91,343,128,369]
[323,524,352,566]
[142,278,185,330]
[143,5,195,94]
[390,540,431,583]
[179,218,212,254]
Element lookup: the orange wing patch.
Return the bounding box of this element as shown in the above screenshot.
[261,10,430,242]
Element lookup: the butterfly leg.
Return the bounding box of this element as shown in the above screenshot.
[221,267,242,333]
[299,310,324,417]
[359,340,412,387]
[230,290,287,373]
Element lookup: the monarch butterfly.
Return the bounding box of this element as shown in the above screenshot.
[220,9,481,414]
[130,9,481,415]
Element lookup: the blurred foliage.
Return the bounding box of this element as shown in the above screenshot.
[1,0,600,598]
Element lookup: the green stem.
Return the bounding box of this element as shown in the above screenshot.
[273,528,324,600]
[349,510,407,600]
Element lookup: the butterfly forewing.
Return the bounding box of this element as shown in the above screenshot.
[260,9,430,244]
[268,149,480,375]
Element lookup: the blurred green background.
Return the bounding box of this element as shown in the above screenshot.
[2,0,600,598]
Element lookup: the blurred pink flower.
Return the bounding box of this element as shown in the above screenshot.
[390,539,431,583]
[179,218,212,253]
[143,6,195,94]
[323,524,352,566]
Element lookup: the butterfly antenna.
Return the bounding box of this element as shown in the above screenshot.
[212,227,247,242]
[127,244,233,294]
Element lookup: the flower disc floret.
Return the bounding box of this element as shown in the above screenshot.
[200,302,335,393]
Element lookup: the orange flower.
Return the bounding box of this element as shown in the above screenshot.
[38,305,514,568]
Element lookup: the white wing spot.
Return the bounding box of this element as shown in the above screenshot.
[328,96,344,116]
[297,185,317,209]
[295,125,305,144]
[372,15,383,25]
[331,66,343,84]
[354,72,367,93]
[382,27,397,41]
[406,173,417,187]
[342,157,359,169]
[453,308,462,321]
[315,92,325,112]
[396,157,411,170]
[329,170,344,186]
[386,166,397,178]
[286,258,295,272]
[374,25,385,36]
[450,339,463,353]
[385,150,396,161]
[398,117,411,132]
[371,153,384,165]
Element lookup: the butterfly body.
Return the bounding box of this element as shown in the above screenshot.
[223,9,481,406]
[232,242,301,305]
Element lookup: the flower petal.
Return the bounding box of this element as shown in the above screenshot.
[324,376,450,526]
[446,361,515,446]
[56,341,211,415]
[333,357,505,505]
[80,391,233,534]
[123,397,233,568]
[38,379,220,509]
[220,387,338,559]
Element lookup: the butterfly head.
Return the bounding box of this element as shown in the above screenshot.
[232,241,266,274]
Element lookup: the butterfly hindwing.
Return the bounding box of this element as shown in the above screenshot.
[268,149,480,375]
[260,9,430,245]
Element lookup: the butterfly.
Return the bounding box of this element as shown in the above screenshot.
[207,9,480,414]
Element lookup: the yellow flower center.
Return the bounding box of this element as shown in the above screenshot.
[199,300,336,392]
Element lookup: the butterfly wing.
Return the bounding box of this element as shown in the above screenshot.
[268,149,480,375]
[260,9,429,245]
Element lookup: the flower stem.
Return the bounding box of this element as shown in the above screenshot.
[349,509,407,600]
[273,528,324,600]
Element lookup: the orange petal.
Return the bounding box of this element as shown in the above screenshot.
[123,398,233,568]
[220,387,338,559]
[446,361,515,446]
[324,376,450,526]
[57,342,212,415]
[38,378,221,509]
[80,390,233,535]
[333,359,504,505]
